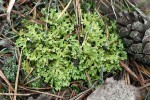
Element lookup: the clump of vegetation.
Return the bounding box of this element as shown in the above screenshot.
[16,9,127,90]
[2,55,17,83]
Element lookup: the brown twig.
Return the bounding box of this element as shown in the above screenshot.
[18,86,63,99]
[139,83,150,90]
[0,93,30,96]
[13,50,22,100]
[0,70,14,92]
[120,61,143,84]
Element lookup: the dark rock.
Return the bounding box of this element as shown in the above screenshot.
[127,24,132,31]
[131,21,145,32]
[129,11,139,22]
[128,43,143,54]
[123,38,134,47]
[143,55,150,64]
[119,27,130,38]
[142,28,150,44]
[144,22,150,31]
[134,54,144,61]
[129,31,143,42]
[143,43,150,54]
[117,17,130,26]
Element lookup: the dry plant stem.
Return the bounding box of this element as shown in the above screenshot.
[85,71,92,87]
[120,61,143,84]
[0,93,30,96]
[0,70,14,91]
[46,0,52,32]
[9,86,13,100]
[7,0,16,22]
[23,68,34,83]
[57,0,72,20]
[0,14,6,17]
[21,86,52,90]
[29,0,41,15]
[69,87,93,100]
[134,62,145,84]
[17,0,28,5]
[24,76,40,85]
[13,50,22,100]
[60,90,67,100]
[139,83,150,90]
[111,0,117,19]
[18,86,63,99]
[55,91,60,100]
[58,0,72,19]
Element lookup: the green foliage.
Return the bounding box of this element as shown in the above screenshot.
[16,9,127,90]
[2,55,17,83]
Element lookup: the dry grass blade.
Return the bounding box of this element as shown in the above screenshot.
[0,93,30,96]
[139,83,150,90]
[120,61,142,84]
[110,0,117,19]
[24,76,40,85]
[18,86,63,99]
[13,50,22,100]
[69,87,93,100]
[7,0,16,22]
[0,70,14,91]
[23,68,34,83]
[85,71,92,87]
[57,0,72,20]
[134,62,145,84]
[17,0,28,5]
[29,0,41,15]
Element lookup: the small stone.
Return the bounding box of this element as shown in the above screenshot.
[128,43,143,54]
[119,27,130,38]
[129,31,143,42]
[127,24,132,31]
[142,28,150,44]
[129,11,139,22]
[143,55,150,65]
[131,21,145,32]
[123,38,133,47]
[123,11,131,22]
[117,17,130,26]
[143,43,150,54]
[134,54,144,61]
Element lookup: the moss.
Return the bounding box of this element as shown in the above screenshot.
[16,9,127,90]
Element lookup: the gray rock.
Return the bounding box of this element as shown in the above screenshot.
[131,21,145,32]
[128,43,143,54]
[87,77,141,100]
[129,31,143,42]
[123,38,134,47]
[134,54,144,61]
[143,43,150,54]
[119,27,130,38]
[142,28,150,44]
[143,55,150,64]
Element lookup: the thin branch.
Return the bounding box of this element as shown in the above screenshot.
[13,50,22,100]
